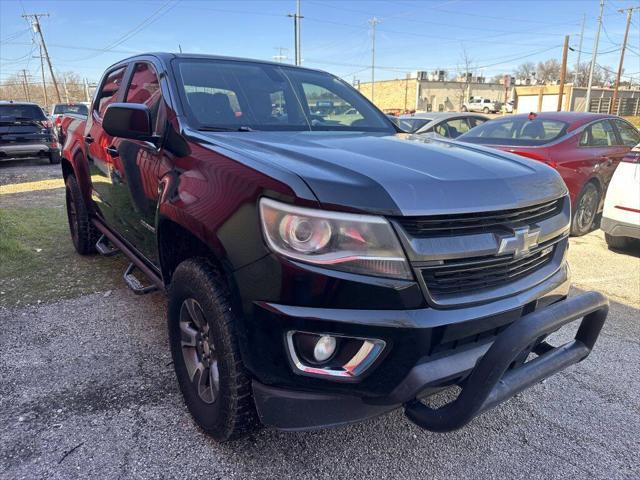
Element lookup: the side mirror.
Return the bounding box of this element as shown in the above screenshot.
[103,103,155,142]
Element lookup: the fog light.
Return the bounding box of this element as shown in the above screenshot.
[313,335,337,362]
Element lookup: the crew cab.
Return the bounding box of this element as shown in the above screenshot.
[59,53,608,442]
[462,97,501,114]
[0,101,60,163]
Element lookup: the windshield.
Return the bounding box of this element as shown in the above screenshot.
[172,58,394,132]
[53,104,88,115]
[396,117,431,133]
[458,117,568,146]
[0,104,46,121]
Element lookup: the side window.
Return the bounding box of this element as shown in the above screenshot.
[95,66,127,118]
[441,118,471,138]
[469,117,486,128]
[613,119,640,147]
[483,99,491,104]
[301,83,364,126]
[126,62,165,134]
[580,120,616,147]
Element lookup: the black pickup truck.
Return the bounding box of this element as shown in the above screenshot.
[59,53,608,441]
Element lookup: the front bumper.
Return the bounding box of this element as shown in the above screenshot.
[253,290,608,431]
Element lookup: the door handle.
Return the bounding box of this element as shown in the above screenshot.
[84,135,94,144]
[106,146,119,157]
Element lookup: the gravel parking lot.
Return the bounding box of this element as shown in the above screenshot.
[1,161,639,480]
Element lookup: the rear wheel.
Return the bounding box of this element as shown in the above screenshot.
[605,233,631,251]
[571,182,600,236]
[65,175,98,254]
[483,107,490,114]
[168,259,258,441]
[49,152,61,164]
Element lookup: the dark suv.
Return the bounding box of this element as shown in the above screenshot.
[0,101,60,163]
[59,53,608,441]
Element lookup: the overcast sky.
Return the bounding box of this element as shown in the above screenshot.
[1,0,638,84]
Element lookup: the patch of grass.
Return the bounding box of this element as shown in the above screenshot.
[0,206,127,308]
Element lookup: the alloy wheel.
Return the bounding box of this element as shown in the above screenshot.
[179,298,220,404]
[576,187,598,232]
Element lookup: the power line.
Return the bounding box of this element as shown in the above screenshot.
[22,12,61,103]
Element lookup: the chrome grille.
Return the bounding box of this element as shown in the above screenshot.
[420,241,557,297]
[396,198,563,237]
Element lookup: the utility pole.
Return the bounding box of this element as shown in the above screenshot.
[273,46,289,63]
[369,17,381,103]
[22,13,61,103]
[585,0,604,112]
[557,35,570,111]
[611,7,638,114]
[287,0,302,66]
[19,69,31,102]
[574,13,586,85]
[35,44,48,109]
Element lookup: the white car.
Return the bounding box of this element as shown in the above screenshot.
[601,143,640,250]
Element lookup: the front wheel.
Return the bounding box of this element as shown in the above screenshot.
[168,259,258,441]
[483,107,491,114]
[571,182,600,236]
[65,175,98,254]
[605,233,631,251]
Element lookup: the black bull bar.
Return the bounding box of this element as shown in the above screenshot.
[405,291,609,432]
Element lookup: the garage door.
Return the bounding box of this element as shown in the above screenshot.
[541,94,560,112]
[517,95,538,113]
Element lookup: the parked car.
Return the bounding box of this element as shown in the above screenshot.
[0,101,60,164]
[504,100,515,114]
[462,97,501,114]
[601,143,640,250]
[457,112,640,236]
[59,53,608,442]
[50,103,89,141]
[396,112,488,138]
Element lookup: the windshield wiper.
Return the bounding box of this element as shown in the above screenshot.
[198,125,254,132]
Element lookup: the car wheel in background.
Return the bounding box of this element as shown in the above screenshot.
[168,259,259,442]
[483,107,490,114]
[571,182,600,236]
[49,151,61,164]
[605,233,631,251]
[461,106,468,112]
[64,174,98,254]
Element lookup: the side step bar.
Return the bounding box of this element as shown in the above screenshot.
[404,291,609,432]
[95,234,119,256]
[91,219,164,294]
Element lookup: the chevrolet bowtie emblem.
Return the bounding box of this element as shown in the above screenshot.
[497,226,540,258]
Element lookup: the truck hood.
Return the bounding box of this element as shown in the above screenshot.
[196,131,567,216]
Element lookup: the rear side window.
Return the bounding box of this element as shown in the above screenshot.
[613,119,640,147]
[579,120,616,147]
[53,104,88,115]
[435,118,470,138]
[0,104,46,120]
[125,62,165,134]
[95,66,127,118]
[459,118,568,146]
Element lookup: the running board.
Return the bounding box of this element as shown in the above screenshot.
[95,234,119,256]
[91,219,165,294]
[124,263,158,295]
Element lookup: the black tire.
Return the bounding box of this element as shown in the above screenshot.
[65,175,98,254]
[605,233,631,250]
[49,152,61,164]
[571,182,600,236]
[168,259,258,441]
[461,105,468,112]
[483,107,490,114]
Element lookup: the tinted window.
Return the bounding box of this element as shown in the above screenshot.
[95,66,127,117]
[53,104,88,115]
[434,118,470,138]
[173,58,394,132]
[579,120,616,147]
[396,118,431,133]
[125,63,165,134]
[468,117,487,128]
[613,119,640,147]
[0,104,46,121]
[458,117,569,146]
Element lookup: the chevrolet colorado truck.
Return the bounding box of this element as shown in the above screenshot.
[59,53,609,442]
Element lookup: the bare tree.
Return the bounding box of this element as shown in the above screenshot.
[569,62,615,87]
[536,59,561,84]
[455,46,474,108]
[514,62,536,81]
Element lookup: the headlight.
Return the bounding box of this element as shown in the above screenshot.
[259,198,412,280]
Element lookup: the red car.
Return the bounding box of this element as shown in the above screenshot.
[458,112,640,235]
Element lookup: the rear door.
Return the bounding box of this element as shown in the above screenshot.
[576,119,619,200]
[86,65,130,233]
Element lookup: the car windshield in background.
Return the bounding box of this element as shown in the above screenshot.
[172,58,394,132]
[0,104,46,121]
[458,117,569,146]
[396,118,431,133]
[53,104,88,115]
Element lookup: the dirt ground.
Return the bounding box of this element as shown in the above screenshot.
[1,159,638,479]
